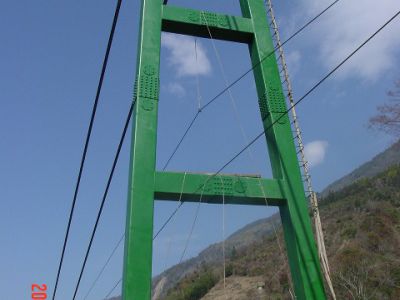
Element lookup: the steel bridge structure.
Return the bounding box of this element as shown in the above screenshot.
[123,0,326,299]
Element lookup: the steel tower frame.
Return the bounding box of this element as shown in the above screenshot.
[122,0,326,299]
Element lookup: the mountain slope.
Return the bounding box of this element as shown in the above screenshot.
[321,140,400,197]
[108,141,400,300]
[150,214,282,299]
[163,164,400,299]
[150,141,400,299]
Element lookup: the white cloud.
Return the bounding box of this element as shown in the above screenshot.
[299,0,400,80]
[167,82,186,98]
[304,140,328,167]
[162,33,211,77]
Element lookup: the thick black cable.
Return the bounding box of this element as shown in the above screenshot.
[51,1,122,299]
[84,196,176,297]
[71,99,134,300]
[155,8,400,242]
[84,5,400,297]
[161,0,339,171]
[98,3,342,290]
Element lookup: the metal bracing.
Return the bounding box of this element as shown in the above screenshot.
[265,0,336,298]
[154,172,286,206]
[123,0,326,299]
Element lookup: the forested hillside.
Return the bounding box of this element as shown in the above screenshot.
[161,165,400,299]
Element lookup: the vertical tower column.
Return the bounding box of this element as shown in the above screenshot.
[240,0,326,299]
[123,0,327,298]
[122,0,162,299]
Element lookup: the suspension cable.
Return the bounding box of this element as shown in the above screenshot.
[203,14,295,297]
[51,1,122,299]
[154,8,400,247]
[178,182,206,263]
[97,11,400,296]
[161,0,340,171]
[103,278,122,300]
[265,0,335,298]
[219,176,227,297]
[83,173,188,297]
[71,99,135,300]
[82,234,124,300]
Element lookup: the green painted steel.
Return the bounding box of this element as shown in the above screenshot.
[122,0,162,299]
[239,0,326,298]
[154,171,286,206]
[162,5,253,43]
[123,0,326,299]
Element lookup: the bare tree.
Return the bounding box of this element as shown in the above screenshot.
[336,259,371,300]
[369,80,400,137]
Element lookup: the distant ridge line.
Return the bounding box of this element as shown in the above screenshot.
[321,140,400,197]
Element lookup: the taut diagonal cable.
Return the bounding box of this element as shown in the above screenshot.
[51,1,122,299]
[265,0,336,298]
[219,176,227,299]
[99,11,400,294]
[178,183,206,263]
[153,8,400,251]
[82,234,124,300]
[94,7,400,293]
[161,0,340,171]
[202,13,294,297]
[83,173,188,297]
[71,99,135,300]
[103,278,122,300]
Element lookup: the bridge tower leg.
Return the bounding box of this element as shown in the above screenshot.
[122,0,162,299]
[122,0,327,299]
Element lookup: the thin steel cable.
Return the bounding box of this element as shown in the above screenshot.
[162,37,202,172]
[212,9,400,178]
[174,37,207,266]
[81,3,341,296]
[85,174,188,297]
[161,0,340,171]
[153,202,183,239]
[82,234,124,300]
[71,99,135,300]
[178,183,206,263]
[265,0,335,298]
[203,14,294,297]
[153,8,400,250]
[97,11,399,291]
[97,7,399,299]
[103,278,122,300]
[165,172,188,263]
[169,38,205,264]
[194,38,202,111]
[219,176,227,298]
[162,111,201,171]
[51,1,122,299]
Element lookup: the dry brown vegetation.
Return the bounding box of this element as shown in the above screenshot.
[162,165,400,300]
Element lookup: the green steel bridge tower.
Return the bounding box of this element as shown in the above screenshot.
[122,0,327,299]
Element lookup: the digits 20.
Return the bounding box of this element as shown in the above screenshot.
[32,284,47,299]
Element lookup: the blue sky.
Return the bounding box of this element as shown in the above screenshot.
[0,1,399,299]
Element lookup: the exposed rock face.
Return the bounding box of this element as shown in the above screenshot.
[201,276,269,300]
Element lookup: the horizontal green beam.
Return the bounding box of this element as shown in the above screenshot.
[162,5,253,43]
[154,171,286,206]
